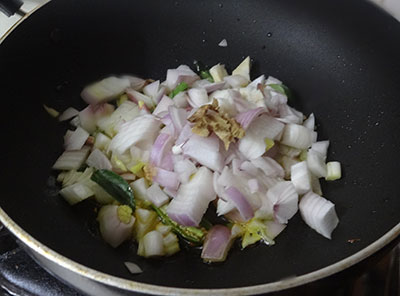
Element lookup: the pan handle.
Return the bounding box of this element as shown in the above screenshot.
[0,0,24,17]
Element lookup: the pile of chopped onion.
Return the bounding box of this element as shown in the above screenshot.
[51,56,342,266]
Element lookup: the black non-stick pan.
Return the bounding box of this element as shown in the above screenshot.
[0,0,399,295]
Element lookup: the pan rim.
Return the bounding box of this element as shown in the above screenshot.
[0,206,399,295]
[1,1,400,295]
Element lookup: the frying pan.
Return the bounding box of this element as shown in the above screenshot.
[0,0,399,295]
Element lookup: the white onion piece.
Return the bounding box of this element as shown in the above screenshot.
[225,186,254,221]
[307,149,327,178]
[280,123,313,149]
[52,146,90,171]
[126,88,155,109]
[108,115,161,154]
[265,220,287,240]
[239,161,259,176]
[167,166,215,226]
[303,113,315,130]
[79,104,114,134]
[201,225,233,262]
[152,95,174,117]
[218,39,228,47]
[153,168,179,191]
[250,157,285,178]
[238,115,285,160]
[64,127,89,151]
[168,106,187,134]
[96,101,139,137]
[290,161,311,195]
[209,63,228,82]
[299,192,339,239]
[59,182,93,205]
[310,174,323,196]
[210,89,241,117]
[165,65,199,90]
[248,75,265,89]
[146,183,170,207]
[97,205,135,248]
[59,107,79,122]
[130,178,149,201]
[187,88,210,108]
[81,76,130,105]
[143,231,165,257]
[248,178,260,193]
[143,80,160,101]
[124,262,143,274]
[192,79,226,93]
[175,124,193,146]
[171,91,189,108]
[235,107,267,130]
[182,134,224,172]
[326,161,341,181]
[150,133,173,168]
[311,141,330,157]
[232,56,250,81]
[277,105,303,124]
[223,75,249,88]
[174,159,197,184]
[122,75,146,90]
[86,148,112,170]
[216,198,235,216]
[267,181,298,224]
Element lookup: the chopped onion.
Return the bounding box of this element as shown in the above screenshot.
[143,231,165,257]
[153,168,180,191]
[187,88,210,108]
[182,134,224,172]
[290,161,311,195]
[232,56,250,81]
[299,192,339,239]
[52,146,90,171]
[59,107,79,122]
[86,148,112,170]
[326,161,341,181]
[218,39,228,47]
[307,149,327,178]
[238,115,285,160]
[64,127,89,151]
[266,181,298,224]
[124,262,143,274]
[250,157,285,178]
[303,113,315,130]
[174,158,197,184]
[130,178,149,201]
[146,183,170,207]
[311,141,330,157]
[225,186,254,221]
[265,220,287,240]
[126,88,155,109]
[209,63,228,82]
[201,225,233,262]
[59,182,94,205]
[235,107,267,130]
[210,89,241,117]
[150,133,173,168]
[96,101,140,137]
[97,205,135,248]
[192,79,226,93]
[167,166,215,226]
[223,75,249,88]
[216,198,235,216]
[280,123,313,149]
[81,76,130,105]
[152,95,174,117]
[165,65,199,90]
[168,105,187,134]
[108,115,161,154]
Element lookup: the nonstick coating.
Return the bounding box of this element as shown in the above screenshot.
[0,0,399,290]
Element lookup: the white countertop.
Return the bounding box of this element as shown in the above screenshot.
[1,0,400,38]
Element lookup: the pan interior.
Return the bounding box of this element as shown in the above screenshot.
[0,0,399,289]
